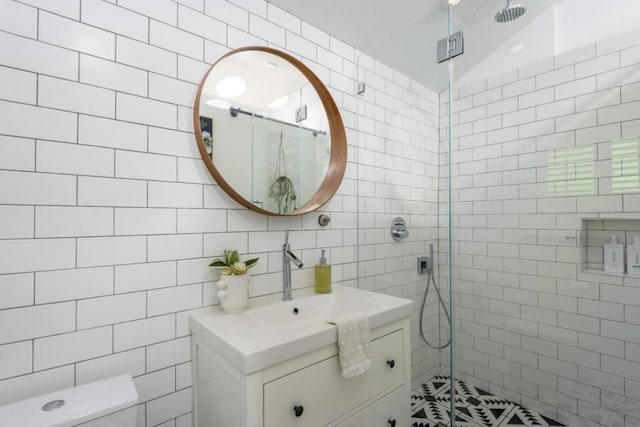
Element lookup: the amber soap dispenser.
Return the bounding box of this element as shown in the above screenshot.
[314,249,331,293]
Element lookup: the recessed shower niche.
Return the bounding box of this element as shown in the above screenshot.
[581,218,640,275]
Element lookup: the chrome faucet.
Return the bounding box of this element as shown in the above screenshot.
[282,231,303,300]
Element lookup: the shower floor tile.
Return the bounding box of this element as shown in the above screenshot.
[411,376,565,427]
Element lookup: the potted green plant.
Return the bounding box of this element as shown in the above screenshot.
[269,175,297,214]
[268,129,297,214]
[210,250,259,313]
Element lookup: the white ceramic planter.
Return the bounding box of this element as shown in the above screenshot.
[216,274,250,314]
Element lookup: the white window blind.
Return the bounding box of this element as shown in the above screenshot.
[547,145,596,195]
[612,138,640,193]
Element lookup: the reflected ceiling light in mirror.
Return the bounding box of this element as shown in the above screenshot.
[510,42,525,54]
[206,99,231,109]
[267,95,288,109]
[216,75,246,98]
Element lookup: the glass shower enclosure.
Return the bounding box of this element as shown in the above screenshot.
[357,0,640,425]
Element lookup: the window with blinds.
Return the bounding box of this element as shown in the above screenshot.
[612,138,640,194]
[547,145,596,195]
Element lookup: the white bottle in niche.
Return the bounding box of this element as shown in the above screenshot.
[604,235,624,274]
[627,236,640,276]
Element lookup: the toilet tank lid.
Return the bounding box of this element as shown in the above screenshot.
[0,374,138,427]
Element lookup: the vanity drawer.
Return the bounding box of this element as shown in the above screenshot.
[263,329,404,427]
[335,385,408,427]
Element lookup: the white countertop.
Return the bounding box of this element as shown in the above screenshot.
[189,285,413,374]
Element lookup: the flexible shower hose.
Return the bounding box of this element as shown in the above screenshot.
[419,255,452,349]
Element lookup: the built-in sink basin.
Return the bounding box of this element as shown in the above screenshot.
[189,285,412,374]
[245,291,381,334]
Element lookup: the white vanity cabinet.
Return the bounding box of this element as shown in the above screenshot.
[335,385,406,427]
[192,317,411,427]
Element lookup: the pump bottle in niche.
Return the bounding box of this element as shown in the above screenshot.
[604,235,624,274]
[627,236,640,276]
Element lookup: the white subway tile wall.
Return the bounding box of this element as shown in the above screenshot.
[0,0,439,425]
[441,36,640,426]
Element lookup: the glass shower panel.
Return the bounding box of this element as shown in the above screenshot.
[354,11,450,422]
[449,1,640,425]
[352,1,640,424]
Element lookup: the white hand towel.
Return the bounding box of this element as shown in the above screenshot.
[329,312,372,378]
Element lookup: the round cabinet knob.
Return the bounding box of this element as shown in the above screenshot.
[388,419,396,427]
[386,359,395,368]
[293,405,304,417]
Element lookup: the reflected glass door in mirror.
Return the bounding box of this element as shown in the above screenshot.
[194,46,346,216]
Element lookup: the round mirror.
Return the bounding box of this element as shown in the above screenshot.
[194,46,347,216]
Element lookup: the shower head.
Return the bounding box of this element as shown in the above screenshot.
[495,0,526,23]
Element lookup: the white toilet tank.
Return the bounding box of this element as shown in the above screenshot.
[0,374,138,427]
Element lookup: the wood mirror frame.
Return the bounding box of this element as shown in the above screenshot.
[193,46,347,216]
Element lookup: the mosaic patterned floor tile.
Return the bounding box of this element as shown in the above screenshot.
[413,375,450,401]
[502,406,566,426]
[445,411,484,427]
[435,380,485,406]
[411,376,566,427]
[457,403,514,427]
[411,404,482,427]
[411,422,449,427]
[411,403,443,427]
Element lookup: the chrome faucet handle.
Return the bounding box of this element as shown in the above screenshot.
[286,250,304,268]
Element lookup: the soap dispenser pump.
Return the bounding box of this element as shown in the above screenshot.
[628,236,640,276]
[604,235,624,274]
[314,249,331,294]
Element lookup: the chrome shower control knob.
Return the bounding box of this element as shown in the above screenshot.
[390,217,409,241]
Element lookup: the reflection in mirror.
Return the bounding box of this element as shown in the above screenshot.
[195,46,345,216]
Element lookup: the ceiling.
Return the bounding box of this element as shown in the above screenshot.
[268,0,640,93]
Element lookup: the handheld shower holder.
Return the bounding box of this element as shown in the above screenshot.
[417,256,430,275]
